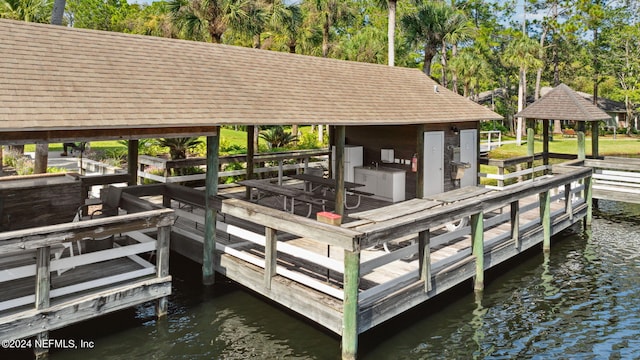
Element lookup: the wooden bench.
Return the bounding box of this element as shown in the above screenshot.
[562,128,577,137]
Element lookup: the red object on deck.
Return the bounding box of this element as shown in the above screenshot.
[317,211,342,226]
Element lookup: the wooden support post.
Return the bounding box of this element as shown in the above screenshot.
[577,131,586,160]
[203,132,219,285]
[540,190,551,252]
[592,121,599,159]
[128,139,139,186]
[510,201,520,250]
[264,227,277,290]
[527,127,535,156]
[156,225,170,317]
[471,212,484,291]
[246,126,255,199]
[34,246,50,359]
[418,230,431,292]
[498,166,504,188]
[277,160,283,185]
[542,119,549,174]
[335,126,346,216]
[565,183,573,220]
[342,250,360,360]
[584,175,593,228]
[416,125,426,198]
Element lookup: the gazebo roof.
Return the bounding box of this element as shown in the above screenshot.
[515,83,610,122]
[0,19,501,144]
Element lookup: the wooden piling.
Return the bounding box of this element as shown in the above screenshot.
[471,212,484,291]
[34,246,50,359]
[156,225,170,317]
[246,126,255,199]
[203,132,219,285]
[128,139,139,186]
[510,201,520,250]
[418,230,432,292]
[585,176,593,228]
[335,126,346,216]
[540,190,551,252]
[342,249,360,360]
[264,227,277,290]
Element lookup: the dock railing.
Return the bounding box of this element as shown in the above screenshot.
[480,130,502,151]
[137,149,329,184]
[0,207,175,341]
[583,157,640,204]
[347,166,592,332]
[479,152,577,189]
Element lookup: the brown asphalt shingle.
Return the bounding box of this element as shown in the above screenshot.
[515,83,610,121]
[0,19,500,136]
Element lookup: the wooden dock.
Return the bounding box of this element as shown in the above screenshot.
[0,193,175,358]
[127,165,593,359]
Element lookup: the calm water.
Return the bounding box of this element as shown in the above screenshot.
[6,201,640,359]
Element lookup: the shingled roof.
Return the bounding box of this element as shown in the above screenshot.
[515,83,610,122]
[0,19,500,143]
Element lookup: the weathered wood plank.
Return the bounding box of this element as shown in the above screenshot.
[0,209,175,254]
[0,277,171,341]
[221,198,361,251]
[342,249,360,360]
[349,199,441,222]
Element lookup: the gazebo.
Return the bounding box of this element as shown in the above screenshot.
[515,83,612,164]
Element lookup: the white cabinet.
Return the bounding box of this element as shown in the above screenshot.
[354,167,406,203]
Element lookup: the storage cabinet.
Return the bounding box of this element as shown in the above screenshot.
[354,167,406,203]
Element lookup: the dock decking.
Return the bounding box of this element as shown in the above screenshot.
[153,164,593,358]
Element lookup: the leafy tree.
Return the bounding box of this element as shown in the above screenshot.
[0,0,52,22]
[503,33,543,144]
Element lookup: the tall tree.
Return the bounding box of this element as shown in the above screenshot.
[503,34,543,145]
[400,1,464,77]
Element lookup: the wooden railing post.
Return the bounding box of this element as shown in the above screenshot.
[342,249,360,360]
[540,190,551,252]
[584,175,593,228]
[418,230,431,292]
[471,212,484,291]
[564,183,573,220]
[577,131,586,160]
[34,246,51,359]
[156,225,170,317]
[264,227,277,290]
[510,201,520,250]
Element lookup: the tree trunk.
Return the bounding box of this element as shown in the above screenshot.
[322,13,330,58]
[423,44,435,77]
[440,41,448,88]
[388,0,396,67]
[35,0,67,174]
[516,68,526,145]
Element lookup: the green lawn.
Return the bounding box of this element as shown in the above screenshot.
[490,136,640,158]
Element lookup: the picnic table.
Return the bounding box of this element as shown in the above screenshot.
[289,174,372,209]
[238,179,327,217]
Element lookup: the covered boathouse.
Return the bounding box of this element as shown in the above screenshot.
[0,19,597,359]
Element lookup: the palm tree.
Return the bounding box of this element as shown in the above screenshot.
[439,8,472,89]
[156,137,202,160]
[450,48,489,98]
[503,35,543,145]
[401,1,460,77]
[0,0,51,22]
[374,0,398,66]
[259,126,298,149]
[168,0,248,43]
